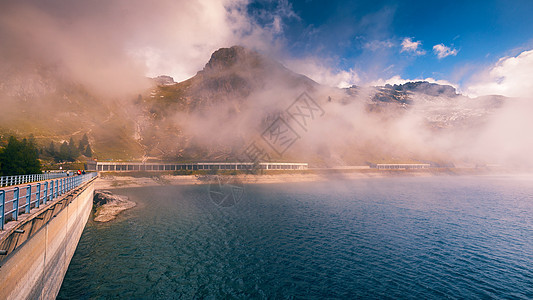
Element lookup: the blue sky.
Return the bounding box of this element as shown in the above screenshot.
[3,0,533,96]
[248,0,533,87]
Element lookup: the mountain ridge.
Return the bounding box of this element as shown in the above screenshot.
[0,45,510,167]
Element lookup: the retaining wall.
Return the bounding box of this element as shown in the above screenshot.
[0,179,95,299]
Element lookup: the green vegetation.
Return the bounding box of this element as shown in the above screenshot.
[0,136,41,175]
[44,133,92,163]
[0,132,96,173]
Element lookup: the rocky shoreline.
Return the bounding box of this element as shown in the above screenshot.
[93,190,136,222]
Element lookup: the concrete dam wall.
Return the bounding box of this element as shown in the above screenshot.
[0,178,95,299]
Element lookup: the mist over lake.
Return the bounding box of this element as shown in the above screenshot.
[58,176,533,299]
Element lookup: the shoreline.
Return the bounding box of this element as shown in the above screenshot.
[93,190,136,222]
[94,168,525,190]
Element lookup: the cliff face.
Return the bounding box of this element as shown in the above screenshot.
[190,46,317,107]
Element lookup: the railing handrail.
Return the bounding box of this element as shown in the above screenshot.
[0,172,97,230]
[0,172,71,188]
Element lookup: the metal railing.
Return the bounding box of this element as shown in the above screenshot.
[0,173,69,188]
[0,172,97,230]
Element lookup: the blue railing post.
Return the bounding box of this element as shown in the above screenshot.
[50,181,54,202]
[43,182,48,205]
[25,185,32,214]
[36,183,41,208]
[55,180,58,198]
[0,191,5,230]
[13,187,19,220]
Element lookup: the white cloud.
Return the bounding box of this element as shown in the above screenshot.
[432,44,458,59]
[466,49,533,98]
[400,38,426,55]
[0,0,293,88]
[125,0,274,82]
[285,58,360,88]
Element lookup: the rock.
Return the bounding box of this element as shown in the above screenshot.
[93,190,136,222]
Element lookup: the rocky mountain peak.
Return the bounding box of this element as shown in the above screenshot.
[191,46,316,100]
[384,81,458,97]
[203,46,263,72]
[153,75,175,86]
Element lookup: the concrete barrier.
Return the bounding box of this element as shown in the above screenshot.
[0,178,95,299]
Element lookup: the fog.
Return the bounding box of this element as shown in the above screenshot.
[0,0,532,168]
[170,67,533,168]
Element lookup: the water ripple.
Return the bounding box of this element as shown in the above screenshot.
[59,177,533,299]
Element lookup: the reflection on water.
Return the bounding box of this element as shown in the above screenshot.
[58,176,533,299]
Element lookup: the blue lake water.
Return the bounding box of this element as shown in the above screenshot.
[58,175,533,299]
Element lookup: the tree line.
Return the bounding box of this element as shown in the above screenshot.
[0,136,41,176]
[44,133,92,162]
[0,134,93,176]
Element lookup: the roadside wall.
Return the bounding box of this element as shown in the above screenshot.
[0,180,94,300]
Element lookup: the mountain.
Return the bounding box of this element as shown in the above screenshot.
[0,64,145,160]
[135,46,320,161]
[0,46,509,166]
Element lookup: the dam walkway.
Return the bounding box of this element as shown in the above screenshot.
[0,172,68,188]
[0,172,97,299]
[0,172,97,231]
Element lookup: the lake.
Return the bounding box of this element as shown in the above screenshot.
[58,175,533,299]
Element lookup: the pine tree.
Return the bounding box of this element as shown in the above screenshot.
[78,133,89,152]
[84,144,93,157]
[48,141,56,156]
[68,137,79,160]
[21,138,41,174]
[59,141,70,162]
[0,136,41,175]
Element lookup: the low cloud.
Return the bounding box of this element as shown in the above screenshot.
[0,0,290,97]
[466,49,533,98]
[400,38,426,55]
[285,58,360,88]
[433,44,458,59]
